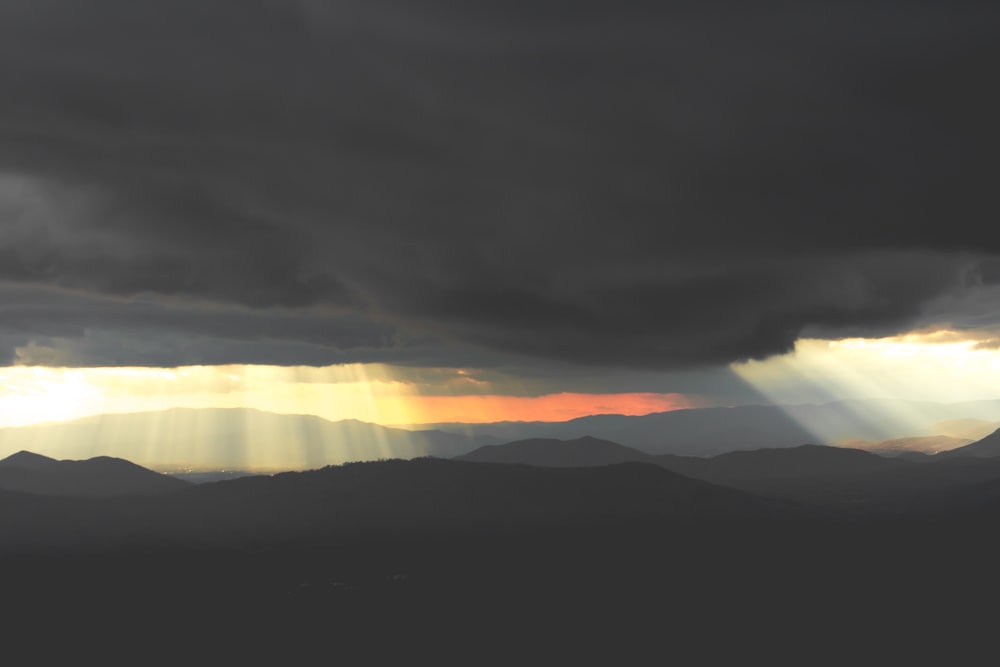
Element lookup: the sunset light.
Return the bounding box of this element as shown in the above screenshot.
[732,331,1000,444]
[733,331,1000,406]
[0,363,698,431]
[0,2,997,655]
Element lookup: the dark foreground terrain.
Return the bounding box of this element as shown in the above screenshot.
[2,456,999,663]
[5,519,999,664]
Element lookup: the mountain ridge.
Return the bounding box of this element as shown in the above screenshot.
[418,398,1000,456]
[455,436,656,467]
[0,451,190,496]
[0,408,497,470]
[936,427,1000,459]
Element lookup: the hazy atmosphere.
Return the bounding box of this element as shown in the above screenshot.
[1,3,999,660]
[2,2,999,471]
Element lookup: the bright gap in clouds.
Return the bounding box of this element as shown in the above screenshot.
[4,331,998,438]
[732,330,1000,444]
[734,332,1000,405]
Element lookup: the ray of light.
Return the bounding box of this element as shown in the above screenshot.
[732,332,1000,445]
[0,363,424,470]
[0,363,700,470]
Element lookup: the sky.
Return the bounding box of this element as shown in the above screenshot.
[0,1,999,432]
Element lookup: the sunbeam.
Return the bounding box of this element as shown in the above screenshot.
[732,332,1000,445]
[0,363,697,470]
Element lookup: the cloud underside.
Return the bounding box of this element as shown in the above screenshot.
[0,1,998,369]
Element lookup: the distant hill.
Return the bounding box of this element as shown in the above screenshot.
[656,444,910,482]
[418,399,1000,456]
[0,457,790,551]
[7,400,1000,471]
[455,436,656,467]
[455,438,907,480]
[449,437,1000,514]
[0,451,189,496]
[0,408,496,471]
[422,405,816,456]
[188,458,792,535]
[929,418,1000,440]
[658,444,1000,513]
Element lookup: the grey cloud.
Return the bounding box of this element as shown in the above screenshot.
[0,283,399,365]
[0,1,997,370]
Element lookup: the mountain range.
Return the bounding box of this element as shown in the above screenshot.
[5,398,1000,473]
[4,434,1000,662]
[4,419,1000,543]
[456,428,1000,512]
[0,407,497,471]
[0,450,789,552]
[418,398,1000,456]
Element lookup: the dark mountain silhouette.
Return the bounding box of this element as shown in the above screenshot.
[0,450,59,470]
[657,444,910,480]
[452,438,920,508]
[0,408,496,470]
[654,445,920,511]
[0,451,189,496]
[936,427,1000,459]
[173,458,791,540]
[449,437,1000,514]
[456,435,913,480]
[455,436,656,467]
[665,445,1000,513]
[0,451,998,663]
[0,456,790,552]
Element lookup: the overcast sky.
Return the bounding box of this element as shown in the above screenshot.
[1,1,998,405]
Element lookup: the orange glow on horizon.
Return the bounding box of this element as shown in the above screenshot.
[393,392,699,424]
[0,365,702,430]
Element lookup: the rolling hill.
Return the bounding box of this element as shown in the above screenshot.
[0,451,189,496]
[454,436,1000,513]
[0,456,790,551]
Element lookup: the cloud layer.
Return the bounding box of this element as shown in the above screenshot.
[0,1,997,369]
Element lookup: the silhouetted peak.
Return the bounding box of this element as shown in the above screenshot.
[0,451,58,469]
[84,455,140,467]
[0,452,189,496]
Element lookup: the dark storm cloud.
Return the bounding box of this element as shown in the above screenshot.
[0,283,406,366]
[0,1,997,369]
